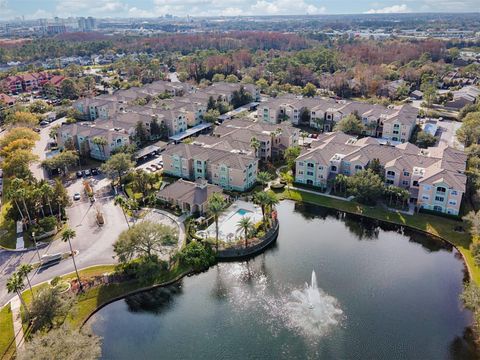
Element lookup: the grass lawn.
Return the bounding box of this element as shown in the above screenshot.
[0,304,15,360]
[275,188,480,284]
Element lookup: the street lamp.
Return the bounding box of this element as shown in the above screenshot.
[32,231,41,263]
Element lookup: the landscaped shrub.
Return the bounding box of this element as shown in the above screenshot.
[176,241,216,270]
[471,242,480,266]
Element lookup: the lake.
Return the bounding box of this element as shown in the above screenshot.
[90,201,475,359]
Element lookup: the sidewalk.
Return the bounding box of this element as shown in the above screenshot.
[10,296,25,350]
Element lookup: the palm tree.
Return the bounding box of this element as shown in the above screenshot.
[253,191,270,224]
[114,195,130,228]
[264,191,279,223]
[92,137,108,160]
[280,171,294,194]
[6,272,29,317]
[10,178,31,223]
[257,171,273,188]
[40,182,54,216]
[207,193,227,252]
[61,227,83,292]
[7,185,25,223]
[250,137,260,158]
[237,216,253,248]
[17,264,34,298]
[300,131,309,145]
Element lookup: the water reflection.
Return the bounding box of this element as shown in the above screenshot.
[125,283,182,315]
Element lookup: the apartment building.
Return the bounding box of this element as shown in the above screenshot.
[259,95,418,143]
[194,118,299,161]
[295,132,467,215]
[1,72,57,94]
[196,82,260,103]
[162,143,259,192]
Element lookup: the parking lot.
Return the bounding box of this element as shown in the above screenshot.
[136,154,164,174]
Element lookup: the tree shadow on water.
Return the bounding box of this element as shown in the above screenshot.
[123,282,183,315]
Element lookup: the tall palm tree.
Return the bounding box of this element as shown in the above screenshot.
[250,137,260,158]
[61,227,83,292]
[40,182,54,216]
[237,216,253,248]
[17,264,34,298]
[253,191,270,224]
[6,272,29,317]
[17,186,32,224]
[257,171,273,188]
[114,195,130,228]
[207,193,227,252]
[280,171,294,194]
[92,137,108,160]
[7,185,25,223]
[264,192,279,223]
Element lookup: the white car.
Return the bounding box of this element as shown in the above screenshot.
[73,193,81,201]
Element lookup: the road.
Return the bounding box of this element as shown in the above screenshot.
[0,177,127,306]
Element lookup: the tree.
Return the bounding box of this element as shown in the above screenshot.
[366,158,384,179]
[0,127,39,148]
[41,150,79,175]
[284,146,301,171]
[256,78,269,92]
[207,193,227,252]
[264,191,279,221]
[6,272,29,317]
[457,112,480,147]
[18,326,101,360]
[28,287,70,333]
[114,195,131,229]
[61,227,82,292]
[237,216,253,248]
[114,220,178,263]
[101,153,135,185]
[346,169,384,205]
[333,174,348,195]
[334,114,364,135]
[257,171,273,188]
[302,82,317,97]
[134,121,148,145]
[415,131,437,148]
[212,73,225,82]
[280,171,294,194]
[17,264,34,298]
[60,79,79,100]
[420,82,437,108]
[250,137,260,157]
[92,136,108,159]
[463,211,480,238]
[2,149,37,179]
[253,191,270,224]
[203,109,220,124]
[5,111,39,128]
[150,117,167,140]
[225,74,239,83]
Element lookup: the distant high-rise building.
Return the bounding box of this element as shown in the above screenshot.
[78,16,96,32]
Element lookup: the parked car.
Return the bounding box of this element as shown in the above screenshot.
[90,168,99,175]
[73,193,81,201]
[40,120,49,126]
[76,171,83,178]
[84,169,91,176]
[151,164,161,171]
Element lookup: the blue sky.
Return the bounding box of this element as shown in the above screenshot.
[0,0,478,20]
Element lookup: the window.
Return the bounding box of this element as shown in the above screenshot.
[448,200,457,206]
[437,187,446,193]
[307,163,314,168]
[434,205,443,212]
[386,179,394,185]
[402,180,409,186]
[435,196,444,202]
[355,165,363,171]
[331,165,337,172]
[387,170,395,177]
[298,171,304,175]
[298,162,304,167]
[307,171,314,176]
[451,190,458,196]
[403,171,410,177]
[196,160,202,165]
[196,168,202,173]
[318,166,323,170]
[422,195,430,200]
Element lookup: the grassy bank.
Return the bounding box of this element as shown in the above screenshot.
[275,188,479,284]
[0,203,16,250]
[0,304,15,360]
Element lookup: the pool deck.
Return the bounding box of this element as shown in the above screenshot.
[199,200,263,242]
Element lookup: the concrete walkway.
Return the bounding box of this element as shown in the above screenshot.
[10,295,25,350]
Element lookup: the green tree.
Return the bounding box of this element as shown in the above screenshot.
[237,216,254,248]
[302,82,317,97]
[284,146,301,171]
[203,109,220,124]
[334,114,364,135]
[17,264,34,298]
[41,150,79,175]
[114,220,178,263]
[18,326,101,360]
[457,112,480,147]
[250,137,260,158]
[212,73,225,82]
[28,287,71,333]
[60,79,80,100]
[114,195,131,229]
[134,121,148,145]
[253,191,270,224]
[5,111,39,128]
[280,171,294,194]
[225,74,239,83]
[346,169,384,205]
[92,136,108,159]
[415,131,437,148]
[207,193,227,252]
[6,272,29,317]
[257,171,273,188]
[100,153,135,185]
[61,227,82,292]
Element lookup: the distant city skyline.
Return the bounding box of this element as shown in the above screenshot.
[0,0,479,21]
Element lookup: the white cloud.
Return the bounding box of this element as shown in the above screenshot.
[250,0,326,15]
[364,4,410,14]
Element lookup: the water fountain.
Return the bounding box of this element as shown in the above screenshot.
[285,270,343,338]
